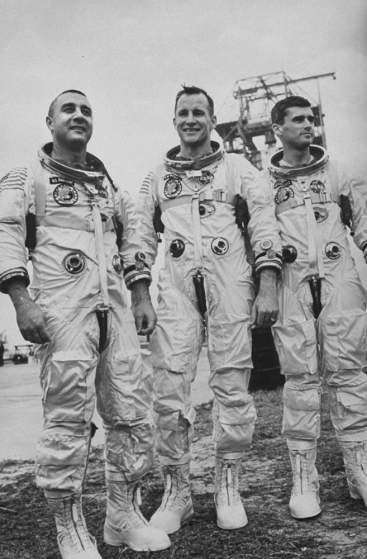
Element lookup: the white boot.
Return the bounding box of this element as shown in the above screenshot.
[288,448,321,519]
[104,480,171,551]
[150,463,194,534]
[214,458,248,530]
[340,440,367,506]
[47,493,101,559]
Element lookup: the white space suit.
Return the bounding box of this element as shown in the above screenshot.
[138,142,282,464]
[268,144,367,517]
[0,143,153,492]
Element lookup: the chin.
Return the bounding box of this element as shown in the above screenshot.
[294,140,311,150]
[67,138,89,150]
[183,134,200,143]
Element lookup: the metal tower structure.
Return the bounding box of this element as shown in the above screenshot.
[216,70,336,169]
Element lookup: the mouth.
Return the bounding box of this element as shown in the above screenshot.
[70,125,87,132]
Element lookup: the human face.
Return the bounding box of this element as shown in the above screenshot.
[46,92,93,150]
[273,106,315,150]
[173,93,216,151]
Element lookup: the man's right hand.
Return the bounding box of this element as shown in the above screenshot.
[6,280,50,344]
[15,298,50,343]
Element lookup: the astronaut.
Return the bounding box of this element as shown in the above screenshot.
[268,95,367,519]
[0,90,170,557]
[137,86,282,534]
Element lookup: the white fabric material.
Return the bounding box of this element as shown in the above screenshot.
[288,447,321,519]
[0,147,154,492]
[104,475,171,551]
[268,146,367,446]
[340,440,367,505]
[138,149,281,463]
[48,494,102,559]
[214,458,248,529]
[150,463,194,534]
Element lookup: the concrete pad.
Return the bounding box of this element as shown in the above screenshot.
[0,350,212,461]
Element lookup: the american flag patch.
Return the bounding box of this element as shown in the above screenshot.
[140,172,154,195]
[0,167,28,190]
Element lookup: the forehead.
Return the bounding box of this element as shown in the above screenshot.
[176,93,211,113]
[284,106,313,120]
[53,92,91,112]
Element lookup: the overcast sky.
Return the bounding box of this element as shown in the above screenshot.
[0,0,366,344]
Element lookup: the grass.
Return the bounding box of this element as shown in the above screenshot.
[1,389,367,558]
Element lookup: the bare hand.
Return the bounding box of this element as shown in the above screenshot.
[251,291,278,328]
[132,299,157,335]
[15,298,50,344]
[7,280,50,344]
[251,268,279,328]
[130,281,157,336]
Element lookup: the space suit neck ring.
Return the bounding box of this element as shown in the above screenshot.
[165,141,223,172]
[38,143,107,185]
[269,144,329,178]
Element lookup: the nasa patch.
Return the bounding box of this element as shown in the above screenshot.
[274,184,294,204]
[53,183,78,206]
[163,174,182,198]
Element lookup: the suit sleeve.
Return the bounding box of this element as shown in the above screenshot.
[337,162,367,258]
[0,167,31,292]
[135,171,160,270]
[115,187,152,289]
[239,160,282,274]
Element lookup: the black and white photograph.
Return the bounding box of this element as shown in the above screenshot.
[0,1,366,558]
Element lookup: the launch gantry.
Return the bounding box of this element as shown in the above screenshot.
[216,70,336,169]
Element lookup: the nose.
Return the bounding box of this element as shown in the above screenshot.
[186,111,196,124]
[73,107,86,121]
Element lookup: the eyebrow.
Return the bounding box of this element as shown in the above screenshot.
[61,102,92,111]
[177,107,206,113]
[292,114,314,120]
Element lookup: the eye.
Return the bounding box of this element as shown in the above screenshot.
[82,107,92,116]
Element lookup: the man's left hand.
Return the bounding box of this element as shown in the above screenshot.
[130,281,157,335]
[251,290,278,328]
[251,268,279,328]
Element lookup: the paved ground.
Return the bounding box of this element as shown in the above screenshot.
[0,350,212,461]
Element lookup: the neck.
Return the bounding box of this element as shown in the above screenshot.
[51,142,88,169]
[178,140,212,160]
[281,145,312,167]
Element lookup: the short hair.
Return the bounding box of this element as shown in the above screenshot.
[271,95,311,125]
[48,89,88,117]
[174,85,215,116]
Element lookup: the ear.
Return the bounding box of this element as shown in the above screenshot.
[272,122,282,138]
[173,116,177,130]
[211,114,217,128]
[46,115,53,134]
